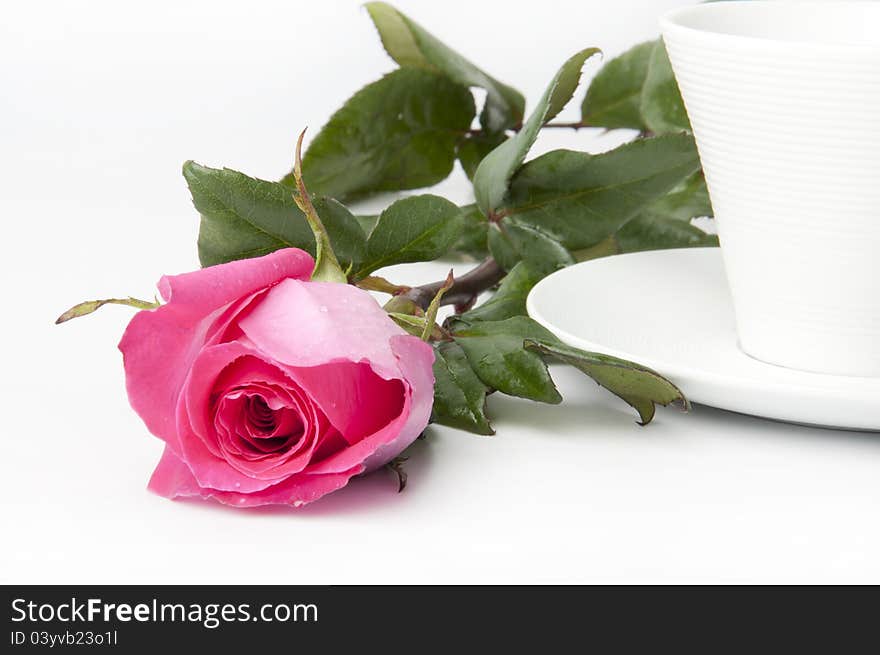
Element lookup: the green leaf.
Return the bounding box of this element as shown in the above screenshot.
[457,131,508,180]
[473,48,601,216]
[354,214,380,238]
[570,235,620,263]
[284,69,475,201]
[640,40,690,134]
[55,297,159,324]
[452,204,490,260]
[615,215,718,254]
[354,194,463,277]
[365,2,525,133]
[581,40,654,130]
[458,261,541,323]
[452,316,562,404]
[431,341,494,435]
[388,312,430,338]
[523,339,687,425]
[581,39,690,135]
[184,162,367,270]
[614,171,717,254]
[641,171,712,223]
[487,221,574,275]
[499,133,702,250]
[383,295,424,317]
[422,270,454,341]
[545,49,600,123]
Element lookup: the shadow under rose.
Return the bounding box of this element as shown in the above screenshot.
[171,434,437,518]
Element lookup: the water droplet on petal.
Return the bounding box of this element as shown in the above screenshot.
[319,306,328,313]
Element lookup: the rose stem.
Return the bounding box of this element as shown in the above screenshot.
[402,257,505,312]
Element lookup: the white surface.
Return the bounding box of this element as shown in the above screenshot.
[663,1,880,377]
[528,248,880,430]
[5,0,880,584]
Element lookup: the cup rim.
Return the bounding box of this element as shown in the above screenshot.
[661,1,880,53]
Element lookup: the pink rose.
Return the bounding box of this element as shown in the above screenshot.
[118,248,435,508]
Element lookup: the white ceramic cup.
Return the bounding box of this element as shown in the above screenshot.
[661,1,880,377]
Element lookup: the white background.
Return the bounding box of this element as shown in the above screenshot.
[4,0,880,584]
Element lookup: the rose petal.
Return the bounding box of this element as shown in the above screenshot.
[287,361,405,445]
[148,446,204,498]
[119,249,314,452]
[127,257,435,510]
[177,342,329,490]
[175,387,283,493]
[363,334,435,471]
[239,279,406,379]
[185,346,312,461]
[304,402,410,475]
[305,335,434,474]
[148,446,361,508]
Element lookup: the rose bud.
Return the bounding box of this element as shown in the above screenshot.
[118,248,434,508]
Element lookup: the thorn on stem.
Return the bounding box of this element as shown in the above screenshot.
[454,294,479,314]
[387,457,408,493]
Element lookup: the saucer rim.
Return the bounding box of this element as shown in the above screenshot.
[526,247,880,431]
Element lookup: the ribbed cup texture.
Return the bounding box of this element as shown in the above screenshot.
[662,2,880,377]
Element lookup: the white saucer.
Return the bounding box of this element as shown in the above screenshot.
[527,248,880,431]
